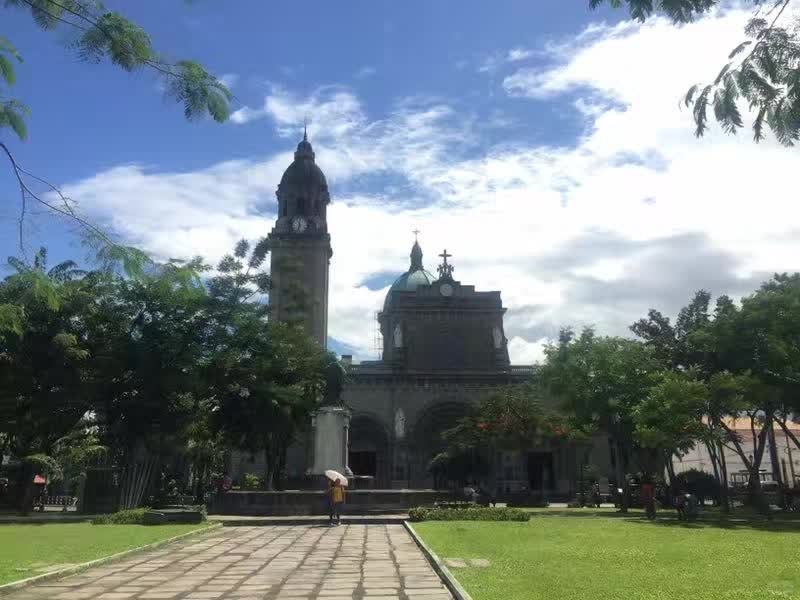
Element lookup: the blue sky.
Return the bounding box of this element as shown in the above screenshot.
[2,1,798,361]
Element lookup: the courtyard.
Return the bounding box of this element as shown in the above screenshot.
[3,512,799,599]
[2,524,452,600]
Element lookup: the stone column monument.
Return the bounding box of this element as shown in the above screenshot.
[310,359,352,476]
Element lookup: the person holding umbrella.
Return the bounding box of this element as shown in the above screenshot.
[325,470,347,526]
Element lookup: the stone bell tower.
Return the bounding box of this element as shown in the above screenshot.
[267,130,332,347]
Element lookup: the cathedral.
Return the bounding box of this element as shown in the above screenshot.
[238,133,611,499]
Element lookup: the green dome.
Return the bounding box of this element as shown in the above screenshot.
[384,240,436,309]
[390,268,436,292]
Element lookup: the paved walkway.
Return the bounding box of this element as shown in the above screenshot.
[5,525,453,600]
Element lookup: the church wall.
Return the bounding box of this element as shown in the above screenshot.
[340,375,615,497]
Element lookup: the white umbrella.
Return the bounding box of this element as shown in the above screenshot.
[324,470,349,487]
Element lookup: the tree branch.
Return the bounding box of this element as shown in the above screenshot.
[16,0,240,103]
[1,141,116,250]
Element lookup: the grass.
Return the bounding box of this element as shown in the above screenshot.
[414,510,800,600]
[0,522,212,585]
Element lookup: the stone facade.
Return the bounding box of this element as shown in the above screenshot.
[267,131,332,346]
[242,135,613,498]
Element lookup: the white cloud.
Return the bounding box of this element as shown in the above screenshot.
[56,6,800,365]
[218,73,239,89]
[507,47,534,62]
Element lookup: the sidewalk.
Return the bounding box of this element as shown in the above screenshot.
[209,513,409,526]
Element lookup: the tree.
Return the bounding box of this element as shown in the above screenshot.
[204,240,329,490]
[540,328,663,511]
[1,238,332,508]
[592,0,800,145]
[438,382,563,489]
[0,249,94,461]
[444,383,565,453]
[52,416,106,510]
[1,1,232,247]
[632,290,715,373]
[85,257,210,508]
[632,371,712,507]
[737,274,800,454]
[0,248,98,511]
[706,371,776,513]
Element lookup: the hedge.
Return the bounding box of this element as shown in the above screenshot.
[92,505,207,525]
[408,506,530,522]
[92,508,150,525]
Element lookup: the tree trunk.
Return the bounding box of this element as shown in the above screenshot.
[767,424,786,507]
[263,442,280,491]
[614,439,628,513]
[276,442,288,491]
[705,440,725,510]
[777,418,800,452]
[748,468,770,516]
[718,441,730,513]
[664,451,676,506]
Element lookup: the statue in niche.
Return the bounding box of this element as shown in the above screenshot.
[393,323,403,348]
[394,408,406,440]
[493,326,503,349]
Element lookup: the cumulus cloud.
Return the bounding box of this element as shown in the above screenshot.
[218,73,239,89]
[507,47,534,62]
[58,6,799,365]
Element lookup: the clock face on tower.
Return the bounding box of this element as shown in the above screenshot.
[291,216,308,233]
[440,283,454,297]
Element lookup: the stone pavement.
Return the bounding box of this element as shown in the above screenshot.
[4,525,453,600]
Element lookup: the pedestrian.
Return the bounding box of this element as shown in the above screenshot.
[592,482,601,508]
[329,478,345,526]
[675,490,687,521]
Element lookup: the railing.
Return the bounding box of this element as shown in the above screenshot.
[41,495,77,507]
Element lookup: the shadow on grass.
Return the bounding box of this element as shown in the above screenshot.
[528,508,800,532]
[626,516,800,533]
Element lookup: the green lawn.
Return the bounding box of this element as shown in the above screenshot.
[415,513,800,600]
[0,523,212,585]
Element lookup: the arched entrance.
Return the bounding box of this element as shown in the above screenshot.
[409,402,472,488]
[348,414,390,488]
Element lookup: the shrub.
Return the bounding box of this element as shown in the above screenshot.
[408,506,530,522]
[673,469,720,504]
[241,472,262,490]
[92,508,149,525]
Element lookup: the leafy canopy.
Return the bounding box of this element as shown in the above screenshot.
[1,0,232,142]
[592,0,800,145]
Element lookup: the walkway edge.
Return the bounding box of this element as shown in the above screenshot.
[0,522,222,594]
[403,521,474,600]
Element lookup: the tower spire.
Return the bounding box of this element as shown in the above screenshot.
[295,116,315,160]
[410,232,423,270]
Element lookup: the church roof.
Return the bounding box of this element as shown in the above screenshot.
[278,130,329,194]
[384,240,436,310]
